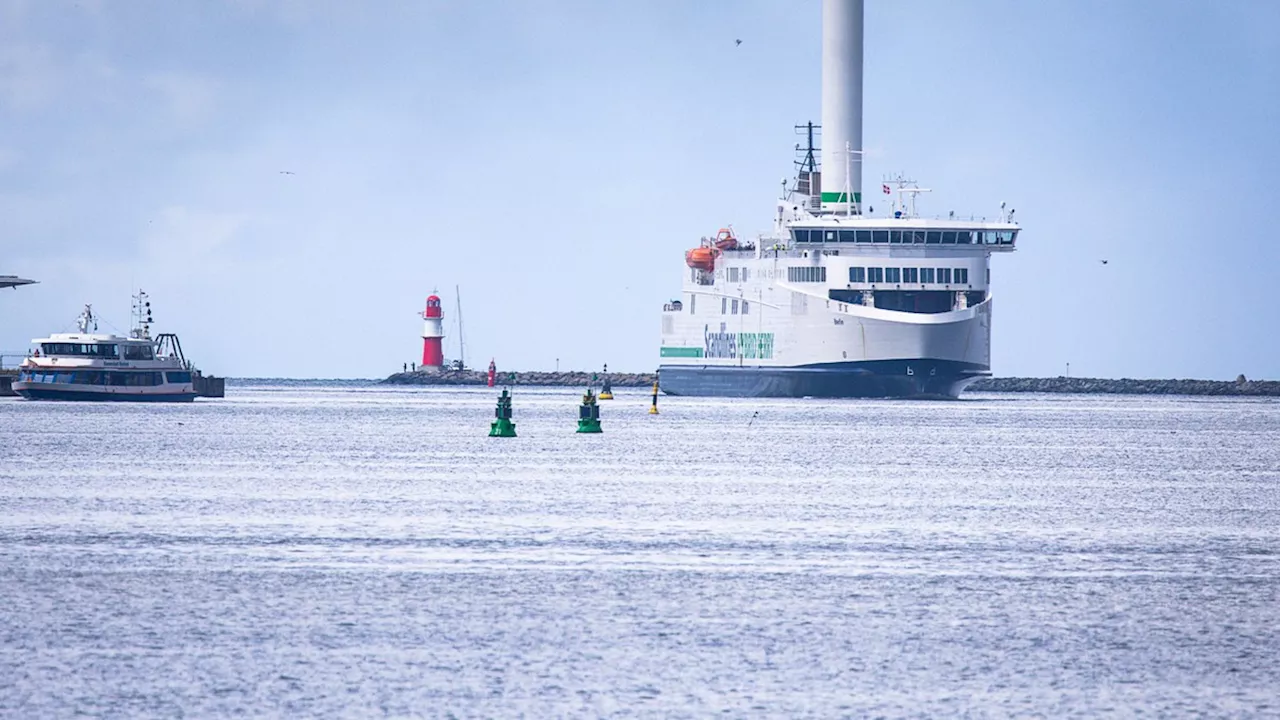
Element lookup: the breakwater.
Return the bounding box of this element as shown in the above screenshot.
[968,376,1280,396]
[382,371,1278,396]
[383,369,658,387]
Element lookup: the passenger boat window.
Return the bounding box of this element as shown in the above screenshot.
[941,231,957,244]
[921,267,936,284]
[792,229,810,243]
[926,231,941,244]
[872,230,888,244]
[904,268,919,283]
[855,230,872,243]
[123,345,154,360]
[999,231,1016,244]
[823,230,838,243]
[868,267,884,283]
[957,230,974,244]
[849,267,866,283]
[731,299,739,315]
[721,298,727,314]
[939,268,953,284]
[889,230,903,244]
[166,371,193,384]
[838,230,855,243]
[885,267,901,283]
[954,268,969,284]
[742,301,749,315]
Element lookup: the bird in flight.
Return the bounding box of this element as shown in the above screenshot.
[1100,259,1109,265]
[279,171,295,175]
[735,39,742,46]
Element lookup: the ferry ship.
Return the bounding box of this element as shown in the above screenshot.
[657,0,1020,398]
[13,292,207,402]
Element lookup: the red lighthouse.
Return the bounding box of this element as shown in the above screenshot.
[420,295,444,369]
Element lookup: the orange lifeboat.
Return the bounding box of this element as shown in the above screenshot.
[713,227,738,251]
[685,246,720,272]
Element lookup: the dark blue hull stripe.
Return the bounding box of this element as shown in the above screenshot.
[16,388,198,402]
[657,360,989,399]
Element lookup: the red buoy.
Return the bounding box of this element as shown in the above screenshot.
[487,359,496,387]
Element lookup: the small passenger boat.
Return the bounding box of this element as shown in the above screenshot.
[13,293,212,402]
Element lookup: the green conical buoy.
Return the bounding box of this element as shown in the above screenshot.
[577,388,602,433]
[489,389,516,437]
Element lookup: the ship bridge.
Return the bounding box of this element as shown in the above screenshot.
[789,221,1018,249]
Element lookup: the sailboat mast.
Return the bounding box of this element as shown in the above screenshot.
[455,284,466,370]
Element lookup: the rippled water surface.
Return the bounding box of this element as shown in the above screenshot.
[3,384,1279,716]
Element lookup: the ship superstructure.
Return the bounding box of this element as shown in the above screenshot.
[657,0,1020,398]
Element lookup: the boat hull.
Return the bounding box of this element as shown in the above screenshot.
[658,359,988,399]
[13,384,198,402]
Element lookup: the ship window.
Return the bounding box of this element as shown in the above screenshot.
[849,267,866,283]
[824,230,838,243]
[721,297,727,314]
[954,268,969,284]
[742,301,749,315]
[939,268,952,284]
[837,229,854,243]
[792,228,810,243]
[956,230,974,244]
[942,231,957,244]
[855,230,872,243]
[166,371,192,384]
[999,231,1015,244]
[731,299,739,315]
[123,345,154,360]
[885,267,901,284]
[742,268,749,282]
[868,267,884,283]
[728,267,739,282]
[872,230,889,244]
[889,230,904,244]
[690,295,696,315]
[904,267,919,283]
[921,267,936,284]
[926,231,942,244]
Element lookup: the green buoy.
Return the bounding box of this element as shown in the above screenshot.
[577,388,602,433]
[489,388,517,437]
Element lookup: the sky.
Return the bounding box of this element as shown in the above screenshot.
[2,0,1278,379]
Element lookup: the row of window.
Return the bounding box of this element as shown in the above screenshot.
[787,266,828,283]
[727,267,751,282]
[849,267,970,285]
[20,370,192,386]
[793,228,1017,245]
[721,298,751,315]
[38,343,155,360]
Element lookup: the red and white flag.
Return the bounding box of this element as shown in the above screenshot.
[882,184,891,195]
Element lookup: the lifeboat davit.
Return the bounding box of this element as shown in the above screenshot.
[685,246,720,272]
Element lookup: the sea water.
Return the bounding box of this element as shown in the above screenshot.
[2,384,1278,716]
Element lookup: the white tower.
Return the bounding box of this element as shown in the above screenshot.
[819,0,864,215]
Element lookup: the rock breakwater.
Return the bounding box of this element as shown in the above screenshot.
[968,376,1280,396]
[383,369,658,387]
[382,370,1279,396]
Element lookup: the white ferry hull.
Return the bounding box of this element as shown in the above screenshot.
[659,298,992,399]
[13,382,197,402]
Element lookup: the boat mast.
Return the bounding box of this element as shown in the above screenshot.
[455,284,466,370]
